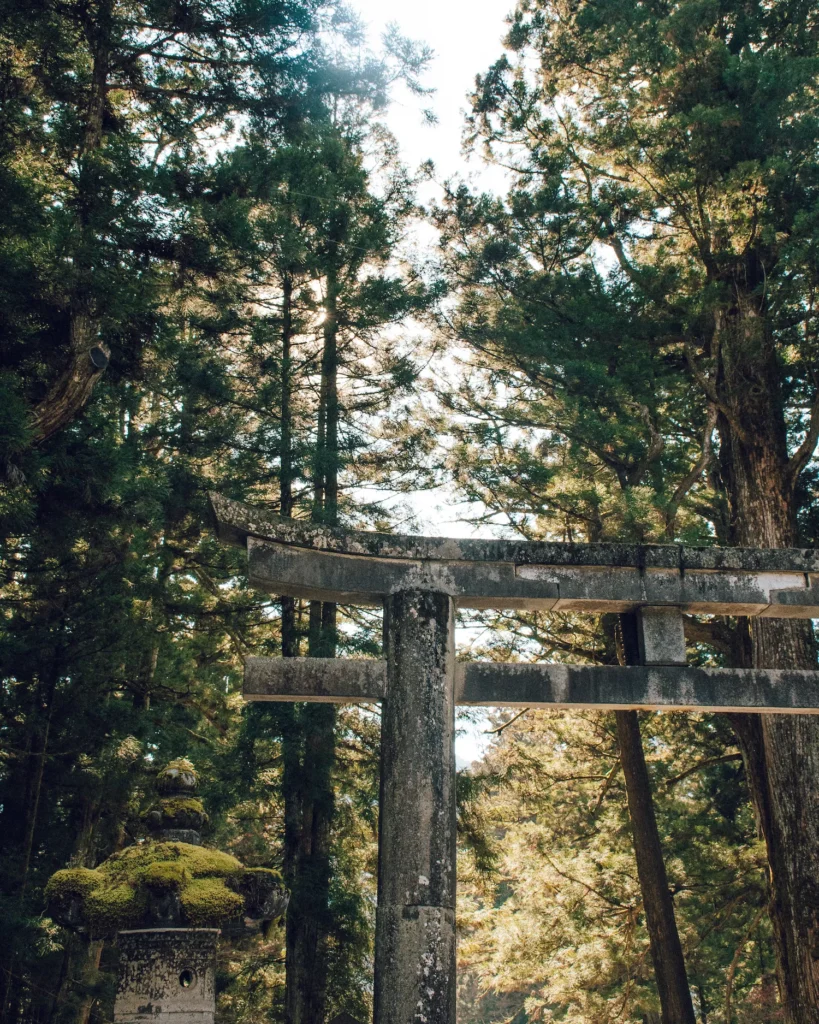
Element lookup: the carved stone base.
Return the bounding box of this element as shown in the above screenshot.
[114,929,218,1024]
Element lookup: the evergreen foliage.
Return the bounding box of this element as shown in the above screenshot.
[433,0,819,1018]
[2,0,819,1021]
[0,0,431,1020]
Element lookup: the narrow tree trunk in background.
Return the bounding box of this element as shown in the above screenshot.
[49,938,104,1024]
[280,276,294,523]
[615,708,696,1024]
[697,985,709,1024]
[20,695,54,895]
[616,615,696,1024]
[278,267,300,963]
[715,295,819,1021]
[320,272,339,521]
[31,8,112,444]
[283,269,339,1024]
[283,615,335,1024]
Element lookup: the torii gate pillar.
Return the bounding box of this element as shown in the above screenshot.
[375,589,457,1023]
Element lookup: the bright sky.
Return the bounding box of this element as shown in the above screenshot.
[353,0,512,195]
[350,0,516,766]
[348,0,515,546]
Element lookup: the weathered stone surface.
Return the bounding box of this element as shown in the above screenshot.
[519,564,808,615]
[244,656,385,703]
[763,580,819,617]
[637,607,686,666]
[211,492,819,573]
[374,589,457,1024]
[246,536,816,617]
[247,538,560,609]
[242,655,819,711]
[114,929,218,1024]
[373,906,456,1024]
[456,663,819,713]
[157,829,201,845]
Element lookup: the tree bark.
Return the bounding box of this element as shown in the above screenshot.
[48,937,104,1024]
[715,291,819,1022]
[31,8,112,445]
[282,695,336,1024]
[615,615,696,1024]
[282,268,339,1024]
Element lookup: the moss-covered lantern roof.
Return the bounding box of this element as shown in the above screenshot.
[45,759,288,939]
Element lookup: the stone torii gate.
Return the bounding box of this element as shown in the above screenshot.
[210,493,819,1024]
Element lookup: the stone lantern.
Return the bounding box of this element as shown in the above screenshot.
[45,759,288,1024]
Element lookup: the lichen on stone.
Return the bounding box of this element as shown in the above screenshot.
[156,758,199,793]
[232,867,288,921]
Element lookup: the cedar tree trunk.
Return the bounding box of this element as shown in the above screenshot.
[716,291,819,1022]
[282,269,339,1024]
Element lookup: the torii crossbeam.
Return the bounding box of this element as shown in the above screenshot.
[210,494,819,1024]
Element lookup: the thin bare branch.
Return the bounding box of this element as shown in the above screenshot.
[785,388,819,493]
[666,752,743,788]
[483,708,530,735]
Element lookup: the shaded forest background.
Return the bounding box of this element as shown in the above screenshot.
[1,1,818,1023]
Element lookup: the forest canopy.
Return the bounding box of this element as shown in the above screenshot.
[1,1,818,1023]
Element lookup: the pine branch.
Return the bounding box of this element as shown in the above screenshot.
[665,752,743,788]
[483,708,529,734]
[664,402,717,538]
[785,387,819,493]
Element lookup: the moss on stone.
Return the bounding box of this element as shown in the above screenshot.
[163,757,197,776]
[180,878,244,927]
[45,842,249,936]
[45,868,100,902]
[84,883,147,934]
[242,866,283,885]
[141,797,208,830]
[102,842,241,881]
[142,860,190,891]
[160,797,205,816]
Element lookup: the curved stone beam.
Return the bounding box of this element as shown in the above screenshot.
[210,494,819,616]
[210,493,819,572]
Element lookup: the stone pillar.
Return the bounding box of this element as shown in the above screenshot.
[114,928,219,1024]
[374,589,457,1024]
[636,607,686,666]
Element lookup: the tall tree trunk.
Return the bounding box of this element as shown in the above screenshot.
[31,7,112,444]
[716,292,819,1022]
[616,614,696,1024]
[49,937,104,1024]
[282,270,339,1024]
[280,276,294,523]
[616,709,696,1024]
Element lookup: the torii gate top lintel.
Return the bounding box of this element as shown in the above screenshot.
[209,493,819,617]
[210,492,819,573]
